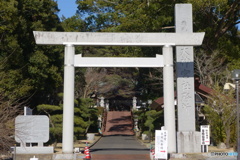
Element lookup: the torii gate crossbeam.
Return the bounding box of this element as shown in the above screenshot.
[74,54,164,67]
[33,31,204,154]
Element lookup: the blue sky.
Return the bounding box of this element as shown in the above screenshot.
[56,0,78,18]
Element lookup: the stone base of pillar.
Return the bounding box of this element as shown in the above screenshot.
[53,154,85,160]
[177,131,201,153]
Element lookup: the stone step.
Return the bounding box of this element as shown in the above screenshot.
[103,111,134,136]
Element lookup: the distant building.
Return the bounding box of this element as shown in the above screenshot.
[150,78,214,123]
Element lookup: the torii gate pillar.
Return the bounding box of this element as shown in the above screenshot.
[163,45,176,152]
[62,44,75,153]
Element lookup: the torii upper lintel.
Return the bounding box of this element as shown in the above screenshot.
[33,31,204,46]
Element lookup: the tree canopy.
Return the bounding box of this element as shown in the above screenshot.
[0,0,64,105]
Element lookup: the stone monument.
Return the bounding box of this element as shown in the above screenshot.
[15,115,53,154]
[175,4,201,153]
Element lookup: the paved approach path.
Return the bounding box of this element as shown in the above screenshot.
[90,135,150,160]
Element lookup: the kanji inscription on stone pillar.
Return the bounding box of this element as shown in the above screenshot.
[176,4,196,131]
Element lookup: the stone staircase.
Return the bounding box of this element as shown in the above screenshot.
[103,111,134,136]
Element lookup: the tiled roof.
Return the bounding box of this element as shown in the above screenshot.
[150,79,213,110]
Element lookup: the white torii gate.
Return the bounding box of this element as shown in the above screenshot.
[33,31,204,154]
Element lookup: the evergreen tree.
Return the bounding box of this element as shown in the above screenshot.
[37,95,99,146]
[0,0,65,108]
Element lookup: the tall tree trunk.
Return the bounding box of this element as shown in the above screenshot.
[225,126,231,148]
[85,117,91,134]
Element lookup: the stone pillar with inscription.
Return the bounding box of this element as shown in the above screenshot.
[175,4,201,153]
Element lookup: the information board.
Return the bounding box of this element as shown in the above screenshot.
[155,130,168,159]
[201,125,210,145]
[15,115,49,143]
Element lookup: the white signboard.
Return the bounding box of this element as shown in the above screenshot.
[15,115,49,143]
[155,130,168,159]
[201,125,210,145]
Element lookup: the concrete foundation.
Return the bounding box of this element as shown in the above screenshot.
[53,154,75,159]
[177,131,201,153]
[15,153,85,160]
[15,154,53,160]
[16,146,54,154]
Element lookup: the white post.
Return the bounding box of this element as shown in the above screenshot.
[62,44,75,153]
[163,45,176,153]
[133,97,137,110]
[100,97,105,107]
